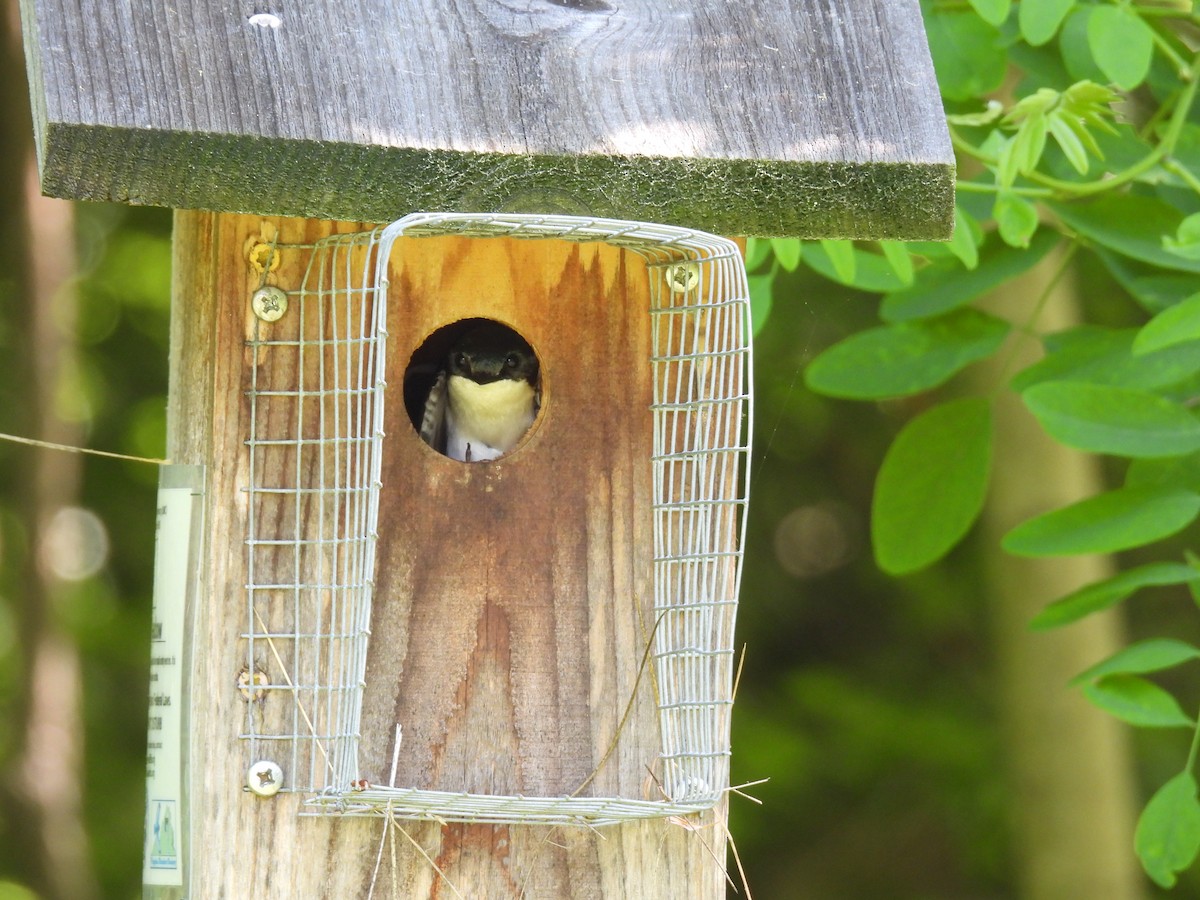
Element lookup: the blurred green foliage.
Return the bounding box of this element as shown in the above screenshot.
[730,256,1011,897]
[0,204,173,898]
[745,0,1200,892]
[71,207,174,895]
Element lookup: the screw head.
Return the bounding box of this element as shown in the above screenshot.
[248,12,282,28]
[251,286,288,323]
[247,760,284,797]
[237,668,269,702]
[248,242,282,274]
[665,263,699,294]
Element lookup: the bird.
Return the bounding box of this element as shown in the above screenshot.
[418,322,540,462]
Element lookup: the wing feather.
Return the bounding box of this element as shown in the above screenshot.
[418,370,448,453]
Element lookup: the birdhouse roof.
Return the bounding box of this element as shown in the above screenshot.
[19,0,953,238]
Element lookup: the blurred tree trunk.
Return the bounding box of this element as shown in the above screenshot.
[0,1,97,897]
[975,248,1145,899]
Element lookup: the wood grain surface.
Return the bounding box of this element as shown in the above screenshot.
[20,0,953,238]
[160,209,732,898]
[362,234,661,804]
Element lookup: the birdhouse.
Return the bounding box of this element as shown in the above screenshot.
[19,0,951,895]
[242,212,751,825]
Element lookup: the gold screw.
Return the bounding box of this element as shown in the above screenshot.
[248,242,281,275]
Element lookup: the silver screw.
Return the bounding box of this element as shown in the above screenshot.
[251,286,288,322]
[665,263,699,294]
[246,760,284,797]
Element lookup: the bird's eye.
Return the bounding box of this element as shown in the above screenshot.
[453,352,469,369]
[504,353,521,369]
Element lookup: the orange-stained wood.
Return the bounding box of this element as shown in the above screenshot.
[362,234,660,801]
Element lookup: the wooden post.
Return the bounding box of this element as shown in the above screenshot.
[167,210,730,898]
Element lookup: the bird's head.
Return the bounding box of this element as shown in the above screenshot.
[448,323,539,386]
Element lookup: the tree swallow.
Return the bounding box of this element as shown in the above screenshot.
[418,322,540,462]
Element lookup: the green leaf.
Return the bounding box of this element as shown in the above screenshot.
[1073,638,1200,685]
[1096,247,1200,313]
[1164,214,1200,262]
[998,83,1114,180]
[1047,113,1090,174]
[872,398,992,575]
[1061,80,1118,137]
[946,100,1004,128]
[1008,91,1059,120]
[1087,5,1155,91]
[1022,382,1200,458]
[948,205,981,270]
[1083,674,1195,728]
[879,241,913,286]
[805,309,1010,400]
[0,882,44,900]
[882,229,1057,323]
[1050,196,1200,274]
[1171,125,1200,193]
[744,237,772,271]
[802,242,908,292]
[1059,7,1107,84]
[1061,109,1109,160]
[1092,121,1151,173]
[1032,562,1200,630]
[968,0,1009,27]
[1003,486,1200,556]
[770,238,802,272]
[925,10,1007,101]
[1137,772,1200,889]
[1013,326,1200,393]
[1129,453,1200,494]
[1011,112,1049,175]
[1019,0,1075,46]
[993,193,1040,248]
[748,271,773,336]
[996,135,1022,188]
[1189,551,1200,611]
[978,128,1011,167]
[1007,42,1073,96]
[820,240,856,284]
[1135,293,1200,356]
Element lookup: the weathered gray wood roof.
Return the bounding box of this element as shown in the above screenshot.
[19,0,953,238]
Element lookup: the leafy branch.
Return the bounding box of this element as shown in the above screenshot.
[748,0,1200,886]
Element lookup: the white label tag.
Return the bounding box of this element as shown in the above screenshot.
[142,466,202,887]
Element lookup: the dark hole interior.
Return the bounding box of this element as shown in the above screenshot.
[402,317,539,446]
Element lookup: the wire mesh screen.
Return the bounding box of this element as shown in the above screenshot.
[241,213,752,826]
[242,230,385,797]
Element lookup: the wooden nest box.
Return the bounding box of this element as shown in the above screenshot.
[19,0,951,896]
[238,212,752,827]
